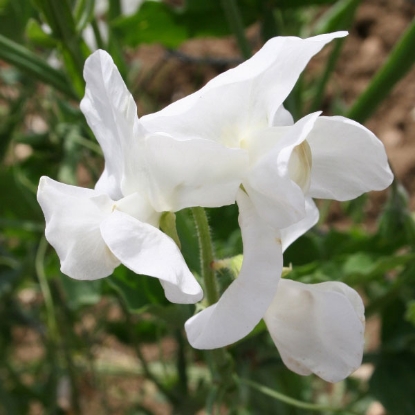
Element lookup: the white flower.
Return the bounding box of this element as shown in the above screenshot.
[38,50,222,304]
[264,278,365,383]
[184,192,319,349]
[141,33,392,350]
[38,178,203,304]
[187,196,366,382]
[142,31,392,230]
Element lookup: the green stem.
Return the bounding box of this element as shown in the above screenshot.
[220,0,251,59]
[35,237,58,343]
[347,18,415,123]
[191,207,219,305]
[239,378,360,414]
[191,207,235,401]
[175,329,188,395]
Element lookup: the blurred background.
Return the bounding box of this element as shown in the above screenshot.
[1,0,415,414]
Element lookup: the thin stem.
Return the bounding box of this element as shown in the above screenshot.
[175,329,188,395]
[239,378,360,414]
[191,207,219,305]
[221,0,251,60]
[191,208,236,405]
[35,237,58,343]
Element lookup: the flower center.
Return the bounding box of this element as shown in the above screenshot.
[288,140,312,193]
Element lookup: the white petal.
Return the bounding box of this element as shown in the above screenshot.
[272,105,294,127]
[100,210,203,304]
[185,189,283,349]
[246,112,320,229]
[142,32,346,142]
[80,50,143,200]
[122,134,248,212]
[308,116,394,200]
[115,192,160,228]
[37,176,120,280]
[264,279,365,383]
[280,197,319,252]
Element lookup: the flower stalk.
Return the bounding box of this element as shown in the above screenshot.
[191,207,219,305]
[191,207,235,400]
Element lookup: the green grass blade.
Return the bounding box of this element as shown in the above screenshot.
[347,18,415,123]
[0,34,79,99]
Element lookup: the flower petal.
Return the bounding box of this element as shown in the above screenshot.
[308,116,394,200]
[122,134,248,212]
[142,32,346,143]
[264,279,365,383]
[185,189,283,349]
[280,197,319,252]
[100,210,203,304]
[272,105,294,127]
[37,176,120,280]
[80,49,143,200]
[246,112,320,229]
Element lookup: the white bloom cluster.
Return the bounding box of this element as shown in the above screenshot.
[37,32,393,383]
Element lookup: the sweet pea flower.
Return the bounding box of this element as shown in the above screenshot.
[142,32,393,229]
[188,196,365,382]
[39,50,253,304]
[140,32,393,349]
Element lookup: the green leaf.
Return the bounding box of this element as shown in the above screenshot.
[343,253,415,284]
[60,277,102,310]
[32,0,87,83]
[313,0,360,34]
[108,266,168,312]
[347,18,415,123]
[370,352,415,415]
[112,0,259,48]
[276,0,337,6]
[0,0,35,42]
[0,34,78,99]
[112,1,188,48]
[74,0,95,32]
[25,18,58,48]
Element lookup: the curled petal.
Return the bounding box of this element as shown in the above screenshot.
[246,112,320,229]
[280,197,319,252]
[37,176,120,280]
[308,116,394,200]
[100,210,203,304]
[185,189,282,349]
[80,49,143,199]
[264,279,365,383]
